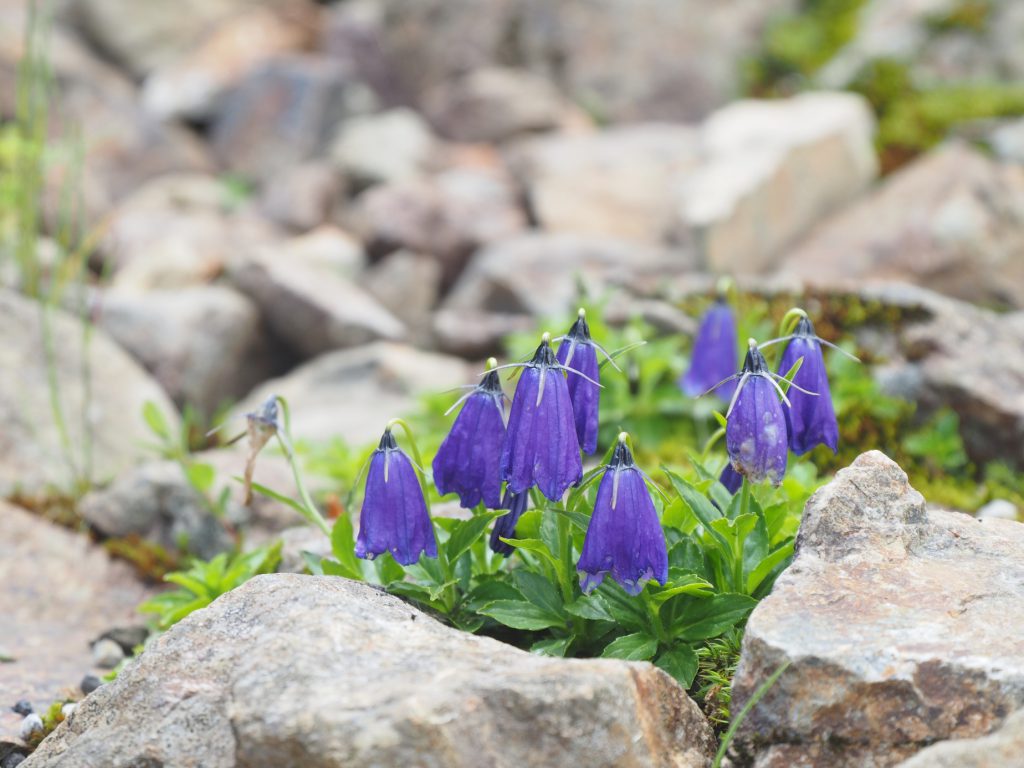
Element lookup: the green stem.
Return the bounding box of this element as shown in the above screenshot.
[274,396,331,537]
[778,307,808,339]
[735,479,752,592]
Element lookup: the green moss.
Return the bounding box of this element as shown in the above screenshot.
[924,0,993,35]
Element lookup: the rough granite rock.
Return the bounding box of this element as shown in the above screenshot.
[895,709,1024,768]
[0,288,179,498]
[23,574,717,768]
[781,141,1024,310]
[0,502,152,743]
[231,342,471,447]
[728,451,1024,768]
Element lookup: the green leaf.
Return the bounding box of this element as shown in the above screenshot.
[329,514,363,579]
[649,571,714,604]
[512,570,565,618]
[465,579,523,610]
[446,511,503,565]
[746,540,795,595]
[320,559,351,577]
[597,581,652,632]
[601,632,658,661]
[531,637,572,657]
[499,537,560,570]
[302,551,325,575]
[654,645,700,688]
[667,537,708,578]
[669,593,756,641]
[142,401,171,441]
[565,594,616,622]
[479,600,566,631]
[664,469,731,557]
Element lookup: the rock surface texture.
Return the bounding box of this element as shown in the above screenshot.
[24,574,717,768]
[0,503,151,742]
[729,451,1024,767]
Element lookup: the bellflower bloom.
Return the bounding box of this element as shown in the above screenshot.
[680,299,738,400]
[725,342,790,486]
[778,316,838,455]
[578,435,668,595]
[719,462,743,495]
[500,334,583,501]
[432,366,506,509]
[556,309,601,455]
[489,488,529,556]
[356,429,437,565]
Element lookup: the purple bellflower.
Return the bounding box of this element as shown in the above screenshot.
[433,364,506,509]
[724,341,795,486]
[719,462,743,495]
[680,299,738,401]
[556,309,602,455]
[777,316,839,455]
[489,488,529,556]
[578,434,668,595]
[499,333,584,502]
[356,428,437,565]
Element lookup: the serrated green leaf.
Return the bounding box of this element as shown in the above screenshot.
[446,511,503,565]
[746,540,795,595]
[565,594,616,622]
[601,632,658,661]
[512,570,565,618]
[669,593,756,641]
[654,645,700,687]
[531,637,572,657]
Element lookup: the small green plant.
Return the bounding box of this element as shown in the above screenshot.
[138,543,282,630]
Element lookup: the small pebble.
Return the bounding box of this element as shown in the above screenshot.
[91,638,125,669]
[1,753,26,768]
[80,674,102,695]
[18,713,43,741]
[11,700,32,716]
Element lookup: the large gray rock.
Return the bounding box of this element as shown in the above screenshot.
[232,342,471,447]
[511,124,701,243]
[895,708,1024,768]
[0,502,152,743]
[98,285,279,415]
[211,55,375,181]
[672,92,878,274]
[228,244,404,360]
[24,574,716,767]
[781,142,1024,310]
[353,165,527,284]
[0,288,179,498]
[141,1,321,122]
[330,107,438,188]
[728,451,1024,768]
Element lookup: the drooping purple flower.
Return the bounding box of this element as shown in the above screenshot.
[725,342,789,486]
[719,462,743,494]
[578,435,668,595]
[356,429,437,565]
[680,299,738,400]
[489,488,529,556]
[433,368,506,509]
[778,316,838,455]
[556,309,601,455]
[500,334,582,501]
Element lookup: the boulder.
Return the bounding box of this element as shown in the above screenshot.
[210,55,376,181]
[258,162,344,233]
[0,502,152,744]
[228,245,404,360]
[0,288,178,498]
[353,166,527,284]
[231,342,471,447]
[141,2,321,122]
[728,451,1024,767]
[511,124,701,243]
[102,173,278,290]
[361,250,443,346]
[781,142,1024,310]
[24,574,716,767]
[425,67,569,143]
[443,232,693,321]
[672,92,878,274]
[895,709,1024,768]
[330,107,438,188]
[97,285,280,415]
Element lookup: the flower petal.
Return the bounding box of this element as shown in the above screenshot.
[680,301,738,400]
[433,390,506,509]
[780,335,838,455]
[557,339,600,454]
[726,375,788,485]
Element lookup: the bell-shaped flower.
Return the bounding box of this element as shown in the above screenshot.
[489,488,529,556]
[356,429,437,565]
[433,366,506,509]
[577,435,668,596]
[719,462,743,494]
[556,309,601,454]
[777,316,838,455]
[499,334,583,501]
[680,300,738,400]
[725,341,791,486]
